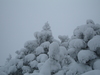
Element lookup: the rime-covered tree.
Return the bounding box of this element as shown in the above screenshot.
[0,20,100,75]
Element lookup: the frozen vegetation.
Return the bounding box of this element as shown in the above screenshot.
[0,20,100,75]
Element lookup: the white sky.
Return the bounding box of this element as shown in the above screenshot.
[0,0,100,66]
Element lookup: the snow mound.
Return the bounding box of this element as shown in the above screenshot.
[48,42,60,60]
[93,59,100,70]
[35,46,44,55]
[54,70,64,75]
[8,65,17,74]
[39,59,51,75]
[59,46,67,61]
[78,50,97,64]
[24,54,35,62]
[36,54,48,63]
[66,62,92,75]
[29,60,38,68]
[81,70,100,75]
[24,40,39,50]
[83,27,95,42]
[22,66,31,73]
[40,41,50,49]
[69,39,86,49]
[88,35,100,51]
[0,71,7,75]
[68,48,80,60]
[58,35,69,42]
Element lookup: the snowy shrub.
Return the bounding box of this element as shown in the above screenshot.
[59,46,67,61]
[36,54,48,63]
[81,70,100,75]
[50,59,61,73]
[88,35,100,51]
[17,60,23,69]
[60,42,69,50]
[0,71,7,75]
[69,39,86,49]
[24,40,39,51]
[29,60,38,68]
[22,66,31,74]
[40,41,50,49]
[24,54,35,62]
[93,59,100,70]
[39,59,51,75]
[37,63,44,71]
[96,28,100,35]
[24,72,30,75]
[8,65,17,74]
[68,48,80,60]
[34,22,53,44]
[78,50,97,64]
[48,42,60,60]
[35,46,44,55]
[58,35,69,43]
[54,70,64,75]
[83,27,95,42]
[66,62,92,75]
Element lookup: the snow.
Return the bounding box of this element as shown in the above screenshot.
[42,21,51,30]
[22,66,31,74]
[35,46,44,55]
[60,42,69,49]
[66,62,92,75]
[83,27,95,42]
[24,54,35,62]
[48,42,60,60]
[81,70,100,75]
[88,35,100,51]
[40,41,50,49]
[54,70,64,75]
[59,46,67,61]
[36,54,48,63]
[37,63,44,71]
[8,65,17,74]
[17,60,23,69]
[29,60,38,68]
[24,72,30,75]
[24,40,39,50]
[68,48,80,60]
[39,59,51,75]
[93,59,100,70]
[1,20,100,75]
[50,59,61,73]
[0,71,7,75]
[69,39,86,49]
[78,50,97,64]
[58,35,69,42]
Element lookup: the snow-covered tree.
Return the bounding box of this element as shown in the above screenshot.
[1,20,100,75]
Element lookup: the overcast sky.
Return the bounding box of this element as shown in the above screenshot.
[0,0,100,66]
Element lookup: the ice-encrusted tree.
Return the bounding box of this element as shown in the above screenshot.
[0,20,100,75]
